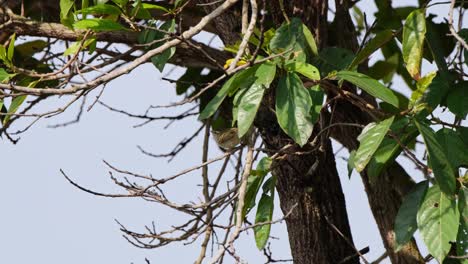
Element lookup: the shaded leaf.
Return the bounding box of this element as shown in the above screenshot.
[348,30,395,70]
[313,47,354,76]
[76,4,121,15]
[336,71,408,109]
[308,84,323,124]
[15,40,48,57]
[415,120,456,195]
[284,61,320,80]
[395,181,429,250]
[447,81,468,118]
[435,128,468,171]
[417,184,459,263]
[354,116,394,172]
[254,193,274,250]
[347,150,356,178]
[367,117,418,181]
[275,73,313,146]
[199,66,258,120]
[3,95,27,125]
[74,18,126,31]
[410,71,436,108]
[244,157,272,218]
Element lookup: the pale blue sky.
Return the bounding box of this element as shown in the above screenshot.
[0,1,462,263]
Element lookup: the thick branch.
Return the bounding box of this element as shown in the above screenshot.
[0,12,228,70]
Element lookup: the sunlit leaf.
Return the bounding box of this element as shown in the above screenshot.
[402,9,426,80]
[237,83,265,137]
[410,71,436,109]
[7,33,15,62]
[458,187,468,262]
[354,116,394,172]
[60,0,76,27]
[417,184,459,263]
[0,68,15,83]
[302,24,318,57]
[275,72,313,146]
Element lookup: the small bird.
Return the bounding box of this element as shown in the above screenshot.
[211,127,241,150]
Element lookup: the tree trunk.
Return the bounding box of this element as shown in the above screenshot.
[198,0,426,263]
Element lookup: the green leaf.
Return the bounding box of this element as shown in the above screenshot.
[402,9,426,80]
[254,193,274,250]
[410,71,436,108]
[237,83,265,137]
[447,81,468,118]
[348,30,395,70]
[199,67,258,120]
[270,18,313,62]
[420,73,451,111]
[76,4,122,15]
[15,40,48,57]
[270,18,303,53]
[275,72,313,146]
[458,187,468,262]
[347,150,356,178]
[336,71,408,109]
[144,19,176,72]
[244,157,272,218]
[111,0,128,8]
[426,21,451,73]
[354,116,394,172]
[0,68,15,83]
[308,84,323,124]
[417,184,459,263]
[174,0,186,8]
[233,62,276,133]
[435,128,468,170]
[74,18,126,31]
[395,181,429,250]
[7,33,15,62]
[302,24,318,57]
[0,45,7,64]
[142,3,169,13]
[284,61,320,80]
[415,120,456,195]
[254,62,276,87]
[60,0,76,27]
[313,47,354,76]
[3,95,27,125]
[367,118,418,181]
[63,38,97,56]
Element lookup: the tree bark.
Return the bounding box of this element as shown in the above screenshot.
[256,96,359,263]
[199,0,360,262]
